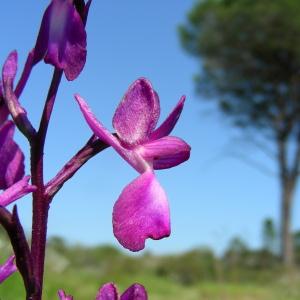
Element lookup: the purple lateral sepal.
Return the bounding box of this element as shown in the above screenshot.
[33,0,87,81]
[0,256,17,284]
[96,283,118,300]
[0,176,36,207]
[0,121,25,190]
[113,171,170,251]
[120,284,148,300]
[58,290,73,300]
[96,283,148,300]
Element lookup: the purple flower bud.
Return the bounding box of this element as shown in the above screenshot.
[32,0,89,80]
[96,283,148,300]
[58,283,147,300]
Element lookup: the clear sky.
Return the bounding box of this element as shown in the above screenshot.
[1,1,299,255]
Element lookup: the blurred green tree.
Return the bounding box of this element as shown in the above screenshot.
[262,218,277,254]
[293,230,300,265]
[179,0,300,267]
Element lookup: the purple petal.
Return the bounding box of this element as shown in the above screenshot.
[2,52,32,127]
[75,94,149,173]
[0,121,25,189]
[150,96,185,140]
[33,0,87,81]
[113,171,170,251]
[0,99,9,125]
[0,256,17,284]
[121,284,148,300]
[0,176,36,207]
[96,283,118,300]
[0,80,9,123]
[141,136,191,170]
[2,51,18,85]
[112,78,160,146]
[58,290,73,300]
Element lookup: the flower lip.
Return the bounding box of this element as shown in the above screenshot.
[113,171,170,251]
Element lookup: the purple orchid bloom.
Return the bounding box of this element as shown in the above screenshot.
[32,0,90,81]
[75,78,190,251]
[0,256,17,284]
[58,283,147,300]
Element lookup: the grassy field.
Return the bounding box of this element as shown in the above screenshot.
[1,270,300,300]
[1,235,300,299]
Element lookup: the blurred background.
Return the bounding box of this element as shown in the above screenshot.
[1,0,300,299]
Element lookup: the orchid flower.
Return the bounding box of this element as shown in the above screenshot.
[32,0,91,81]
[76,78,190,251]
[58,283,147,300]
[0,256,17,284]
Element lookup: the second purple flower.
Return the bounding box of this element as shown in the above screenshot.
[76,78,190,251]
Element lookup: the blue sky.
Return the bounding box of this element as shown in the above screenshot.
[1,1,299,255]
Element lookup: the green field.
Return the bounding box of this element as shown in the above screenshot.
[1,234,300,299]
[1,269,300,300]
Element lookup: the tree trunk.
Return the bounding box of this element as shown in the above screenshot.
[277,134,297,268]
[280,178,295,267]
